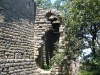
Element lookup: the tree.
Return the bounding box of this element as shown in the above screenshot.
[63,0,100,75]
[35,0,52,9]
[52,0,61,10]
[51,0,100,75]
[65,0,100,57]
[52,0,67,15]
[51,1,83,75]
[35,0,44,8]
[43,0,52,9]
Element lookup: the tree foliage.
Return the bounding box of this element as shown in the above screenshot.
[63,0,100,75]
[52,0,100,75]
[35,0,52,9]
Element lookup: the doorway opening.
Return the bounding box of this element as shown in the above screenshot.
[44,22,60,66]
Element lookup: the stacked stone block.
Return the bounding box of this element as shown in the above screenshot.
[33,8,52,67]
[0,59,39,75]
[0,0,41,75]
[0,22,35,59]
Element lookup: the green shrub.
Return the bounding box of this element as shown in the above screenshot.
[42,63,51,70]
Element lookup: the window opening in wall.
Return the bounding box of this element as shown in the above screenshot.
[44,22,60,67]
[35,12,61,70]
[36,22,60,70]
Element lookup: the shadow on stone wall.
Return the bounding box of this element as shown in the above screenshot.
[0,0,36,23]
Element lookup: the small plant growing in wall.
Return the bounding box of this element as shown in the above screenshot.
[42,62,51,71]
[50,41,64,67]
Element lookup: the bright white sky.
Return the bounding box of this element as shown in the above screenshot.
[83,48,91,56]
[79,48,91,59]
[51,0,56,4]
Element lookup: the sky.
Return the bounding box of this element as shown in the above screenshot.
[51,0,56,4]
[83,48,91,56]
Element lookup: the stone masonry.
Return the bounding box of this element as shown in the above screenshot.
[33,8,52,68]
[0,0,41,75]
[0,0,74,75]
[33,7,64,68]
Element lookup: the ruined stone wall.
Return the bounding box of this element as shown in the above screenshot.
[33,8,52,67]
[0,0,41,75]
[0,0,78,74]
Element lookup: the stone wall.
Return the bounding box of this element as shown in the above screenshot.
[33,7,64,68]
[33,8,52,68]
[0,0,78,75]
[0,59,39,75]
[0,0,35,22]
[0,0,41,75]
